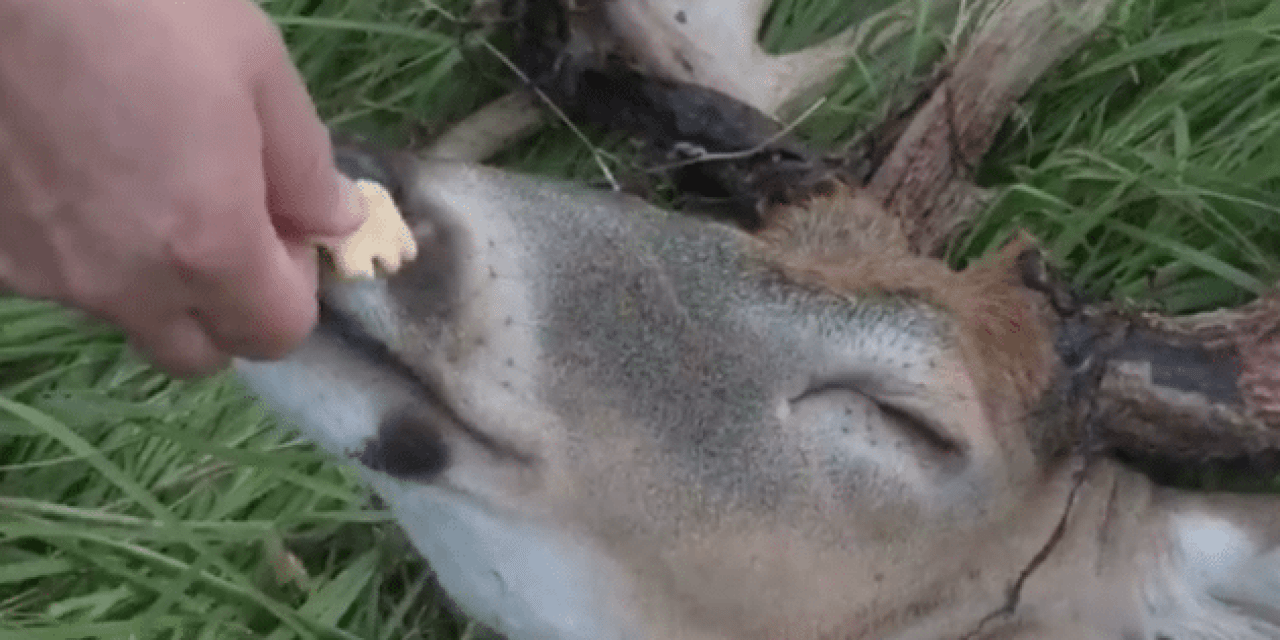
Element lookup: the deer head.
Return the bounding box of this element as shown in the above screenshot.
[238,1,1280,638]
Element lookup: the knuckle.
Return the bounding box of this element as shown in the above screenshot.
[255,304,316,358]
[163,233,223,282]
[128,322,227,379]
[204,295,316,361]
[61,268,120,321]
[162,351,228,379]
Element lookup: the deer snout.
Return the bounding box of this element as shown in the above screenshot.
[320,143,472,337]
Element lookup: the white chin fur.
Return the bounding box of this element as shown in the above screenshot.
[234,357,643,640]
[368,476,638,640]
[233,356,381,458]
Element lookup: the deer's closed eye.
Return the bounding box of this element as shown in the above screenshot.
[791,381,963,457]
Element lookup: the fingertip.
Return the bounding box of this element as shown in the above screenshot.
[252,45,362,240]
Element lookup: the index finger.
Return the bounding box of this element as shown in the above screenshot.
[246,9,360,242]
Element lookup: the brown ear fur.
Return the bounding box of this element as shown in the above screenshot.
[759,185,1056,425]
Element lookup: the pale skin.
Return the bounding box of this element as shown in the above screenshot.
[0,0,362,377]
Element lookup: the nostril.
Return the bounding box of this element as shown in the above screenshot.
[357,409,452,481]
[387,212,465,323]
[413,221,439,244]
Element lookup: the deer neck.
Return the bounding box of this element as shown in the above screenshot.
[927,459,1280,640]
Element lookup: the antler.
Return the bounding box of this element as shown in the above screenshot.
[425,0,929,165]
[863,0,1114,256]
[1147,290,1280,425]
[853,0,1280,466]
[1085,289,1280,464]
[559,0,872,119]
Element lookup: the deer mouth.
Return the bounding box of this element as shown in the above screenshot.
[314,297,534,481]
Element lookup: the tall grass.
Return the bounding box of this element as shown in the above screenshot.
[0,0,1277,638]
[965,0,1280,313]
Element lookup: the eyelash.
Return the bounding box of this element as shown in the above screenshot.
[792,382,961,456]
[871,397,961,455]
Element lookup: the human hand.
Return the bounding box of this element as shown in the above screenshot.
[0,0,360,377]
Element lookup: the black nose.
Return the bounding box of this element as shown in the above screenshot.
[358,408,453,481]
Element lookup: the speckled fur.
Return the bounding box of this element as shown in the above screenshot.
[759,184,1056,434]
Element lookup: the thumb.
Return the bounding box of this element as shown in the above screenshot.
[250,26,360,241]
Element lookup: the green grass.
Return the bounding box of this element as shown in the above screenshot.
[2,0,1278,637]
[966,0,1280,313]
